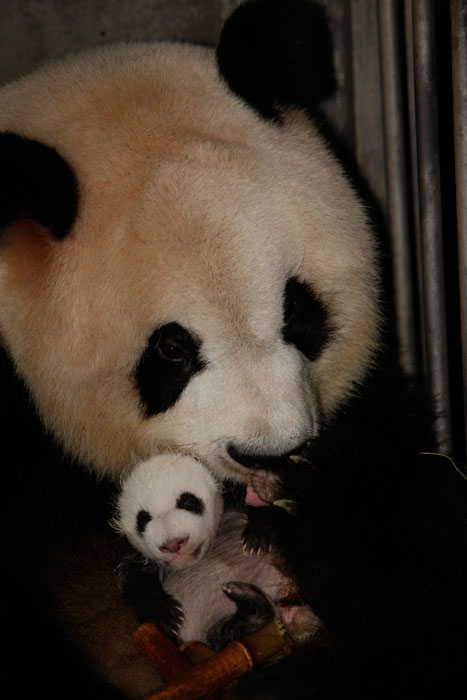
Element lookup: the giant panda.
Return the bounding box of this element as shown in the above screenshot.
[2,1,465,699]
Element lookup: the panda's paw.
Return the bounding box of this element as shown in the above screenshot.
[247,469,283,505]
[154,593,185,643]
[241,507,277,555]
[241,526,272,556]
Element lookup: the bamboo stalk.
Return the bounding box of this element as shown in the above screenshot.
[180,640,216,665]
[141,621,285,700]
[133,622,193,682]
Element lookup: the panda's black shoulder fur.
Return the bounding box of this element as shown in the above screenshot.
[217,0,335,120]
[0,346,124,699]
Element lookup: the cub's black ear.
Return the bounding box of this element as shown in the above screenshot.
[0,132,78,240]
[217,0,335,120]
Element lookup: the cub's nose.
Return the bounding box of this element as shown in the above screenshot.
[160,536,189,553]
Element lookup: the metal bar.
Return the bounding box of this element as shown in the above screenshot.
[412,0,452,453]
[450,0,467,456]
[350,0,387,210]
[404,1,428,378]
[317,0,355,151]
[377,0,418,377]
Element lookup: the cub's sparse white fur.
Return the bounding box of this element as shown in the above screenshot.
[163,510,319,645]
[116,454,223,569]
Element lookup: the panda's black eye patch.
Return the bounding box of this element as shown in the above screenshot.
[176,492,205,516]
[134,322,206,416]
[136,509,152,535]
[282,277,330,361]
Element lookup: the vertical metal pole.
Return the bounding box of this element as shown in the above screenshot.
[450,0,467,457]
[404,1,428,376]
[318,0,355,151]
[351,0,387,210]
[412,0,452,453]
[377,0,418,377]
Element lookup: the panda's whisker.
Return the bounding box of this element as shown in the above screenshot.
[290,247,306,280]
[108,515,125,535]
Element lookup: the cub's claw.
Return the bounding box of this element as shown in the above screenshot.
[156,595,185,642]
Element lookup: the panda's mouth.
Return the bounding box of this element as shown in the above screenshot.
[164,541,204,569]
[209,445,299,494]
[227,444,292,472]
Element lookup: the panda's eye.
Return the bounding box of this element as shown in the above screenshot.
[156,339,186,364]
[136,509,152,535]
[134,322,206,416]
[282,277,330,361]
[177,491,205,515]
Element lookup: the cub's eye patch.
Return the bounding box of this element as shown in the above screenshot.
[134,322,206,416]
[282,277,330,361]
[136,509,152,535]
[176,491,205,516]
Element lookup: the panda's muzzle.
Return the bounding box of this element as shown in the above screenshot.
[227,443,307,471]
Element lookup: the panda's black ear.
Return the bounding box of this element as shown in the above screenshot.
[216,0,336,121]
[0,132,78,240]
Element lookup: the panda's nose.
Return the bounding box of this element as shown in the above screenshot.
[160,536,189,553]
[227,443,307,470]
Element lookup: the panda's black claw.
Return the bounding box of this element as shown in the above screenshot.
[241,525,265,555]
[242,531,269,555]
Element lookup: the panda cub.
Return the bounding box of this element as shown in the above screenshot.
[115,454,318,651]
[115,454,223,638]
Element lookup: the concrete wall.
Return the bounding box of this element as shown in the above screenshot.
[0,0,239,85]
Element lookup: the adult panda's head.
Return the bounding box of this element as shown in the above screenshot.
[0,1,380,481]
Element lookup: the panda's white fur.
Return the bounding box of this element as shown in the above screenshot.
[0,40,380,481]
[116,454,223,568]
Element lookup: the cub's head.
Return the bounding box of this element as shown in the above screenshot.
[0,3,380,480]
[116,454,223,569]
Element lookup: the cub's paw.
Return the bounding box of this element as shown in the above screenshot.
[221,581,274,621]
[154,593,185,643]
[205,581,276,648]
